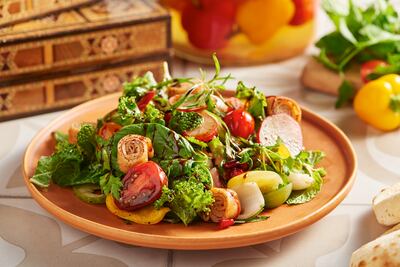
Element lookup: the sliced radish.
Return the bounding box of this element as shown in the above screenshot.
[287,172,314,190]
[184,111,218,142]
[231,182,265,220]
[258,113,303,156]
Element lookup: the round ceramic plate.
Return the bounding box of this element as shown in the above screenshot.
[23,92,357,250]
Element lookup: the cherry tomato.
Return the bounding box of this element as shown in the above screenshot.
[290,0,314,26]
[137,91,156,111]
[360,60,388,83]
[99,122,122,140]
[218,218,235,229]
[181,1,235,49]
[224,109,255,139]
[117,161,168,211]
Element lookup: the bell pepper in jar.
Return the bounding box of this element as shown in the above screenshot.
[160,0,316,65]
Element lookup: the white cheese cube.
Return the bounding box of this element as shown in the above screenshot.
[373,183,400,226]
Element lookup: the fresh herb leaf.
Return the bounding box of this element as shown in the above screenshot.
[99,173,123,199]
[234,215,269,224]
[77,123,96,160]
[336,79,356,108]
[286,170,324,204]
[123,72,157,98]
[30,156,53,187]
[236,81,267,122]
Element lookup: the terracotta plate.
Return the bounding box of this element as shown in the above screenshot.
[23,92,357,250]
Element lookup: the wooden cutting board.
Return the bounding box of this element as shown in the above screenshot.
[301,58,363,96]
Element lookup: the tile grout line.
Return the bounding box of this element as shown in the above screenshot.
[0,195,32,199]
[167,250,173,267]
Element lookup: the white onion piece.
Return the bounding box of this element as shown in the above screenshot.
[287,172,314,190]
[231,182,265,220]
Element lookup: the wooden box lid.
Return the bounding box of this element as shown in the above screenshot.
[0,0,171,83]
[0,0,169,45]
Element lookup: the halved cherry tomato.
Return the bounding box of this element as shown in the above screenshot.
[184,111,218,142]
[117,161,168,211]
[224,109,255,139]
[99,122,122,140]
[137,91,156,111]
[290,0,314,26]
[360,60,388,83]
[218,218,235,229]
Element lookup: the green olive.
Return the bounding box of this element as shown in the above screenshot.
[263,183,293,209]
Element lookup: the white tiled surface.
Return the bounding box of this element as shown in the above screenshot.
[1,2,400,266]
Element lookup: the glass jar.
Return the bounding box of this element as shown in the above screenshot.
[160,0,316,65]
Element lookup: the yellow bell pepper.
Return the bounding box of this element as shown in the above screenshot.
[236,0,295,44]
[354,74,400,131]
[105,195,170,225]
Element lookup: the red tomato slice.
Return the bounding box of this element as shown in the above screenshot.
[99,122,122,140]
[223,109,255,139]
[218,218,235,229]
[290,0,314,26]
[117,161,168,211]
[360,60,388,83]
[137,91,156,111]
[184,111,218,142]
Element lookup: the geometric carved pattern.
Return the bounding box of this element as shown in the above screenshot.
[0,21,168,79]
[0,0,93,27]
[0,60,165,121]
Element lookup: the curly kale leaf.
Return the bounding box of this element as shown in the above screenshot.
[168,111,203,134]
[161,177,213,225]
[142,104,165,125]
[154,185,174,209]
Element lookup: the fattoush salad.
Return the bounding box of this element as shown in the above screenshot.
[30,56,326,228]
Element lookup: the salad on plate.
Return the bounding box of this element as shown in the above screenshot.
[30,56,326,228]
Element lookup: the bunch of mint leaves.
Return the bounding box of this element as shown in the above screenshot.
[315,0,400,107]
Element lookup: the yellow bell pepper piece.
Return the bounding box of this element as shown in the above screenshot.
[105,195,170,225]
[277,143,291,159]
[236,0,295,44]
[354,74,400,131]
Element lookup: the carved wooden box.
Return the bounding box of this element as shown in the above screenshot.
[0,0,171,120]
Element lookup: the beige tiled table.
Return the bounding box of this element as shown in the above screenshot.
[1,5,400,267]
